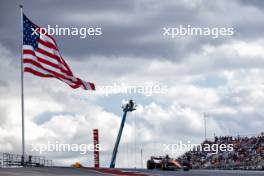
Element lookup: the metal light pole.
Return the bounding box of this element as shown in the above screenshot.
[140,148,143,168]
[110,100,136,168]
[204,112,209,140]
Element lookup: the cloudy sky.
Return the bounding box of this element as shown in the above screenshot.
[0,0,264,168]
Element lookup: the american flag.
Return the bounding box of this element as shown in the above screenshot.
[22,14,95,90]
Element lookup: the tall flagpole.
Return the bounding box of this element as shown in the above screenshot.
[19,4,25,166]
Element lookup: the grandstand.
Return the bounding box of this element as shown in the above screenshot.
[178,133,264,170]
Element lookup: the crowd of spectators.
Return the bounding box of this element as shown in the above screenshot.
[178,133,264,170]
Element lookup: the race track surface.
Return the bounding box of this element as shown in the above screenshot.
[0,167,263,176]
[128,169,264,176]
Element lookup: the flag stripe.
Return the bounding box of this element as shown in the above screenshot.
[38,39,58,50]
[39,31,57,46]
[38,42,60,57]
[36,48,62,64]
[24,64,53,77]
[23,49,68,73]
[35,50,65,68]
[24,66,77,87]
[23,53,67,74]
[24,58,75,82]
[24,67,52,77]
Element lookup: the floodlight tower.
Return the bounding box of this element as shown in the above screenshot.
[110,100,136,168]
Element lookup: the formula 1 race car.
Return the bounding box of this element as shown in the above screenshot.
[147,155,190,171]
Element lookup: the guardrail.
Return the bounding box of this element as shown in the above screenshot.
[1,153,52,168]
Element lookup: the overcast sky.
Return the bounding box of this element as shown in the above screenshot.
[0,0,264,168]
